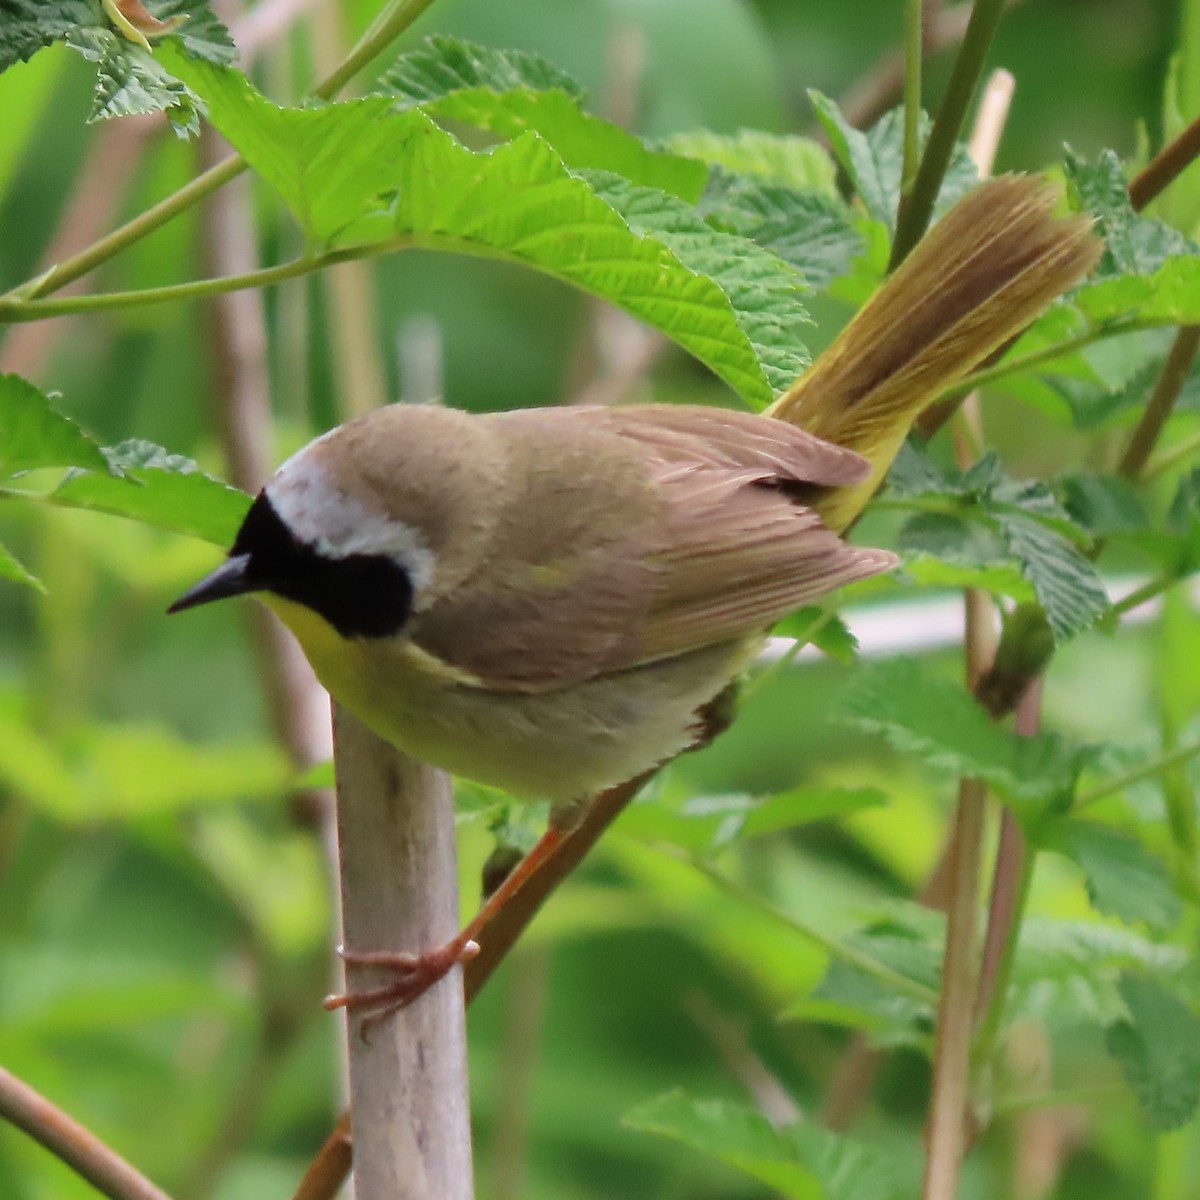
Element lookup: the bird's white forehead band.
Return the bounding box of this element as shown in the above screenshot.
[266,452,436,592]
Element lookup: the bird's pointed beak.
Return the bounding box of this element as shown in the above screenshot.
[167,554,255,615]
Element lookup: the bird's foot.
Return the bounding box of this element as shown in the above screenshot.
[324,939,481,1037]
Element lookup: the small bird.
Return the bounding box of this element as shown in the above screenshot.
[170,177,1100,1016]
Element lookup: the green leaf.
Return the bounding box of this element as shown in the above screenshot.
[51,440,249,546]
[384,36,705,201]
[157,57,796,407]
[1046,821,1182,931]
[159,48,409,243]
[0,703,292,821]
[884,444,1110,641]
[584,171,810,396]
[1010,917,1187,1032]
[0,540,42,590]
[0,373,111,477]
[808,93,978,233]
[0,1,234,136]
[623,786,883,856]
[669,128,839,194]
[384,33,583,104]
[896,511,1036,602]
[1060,473,1151,537]
[772,607,859,663]
[1107,974,1200,1131]
[698,173,863,288]
[794,920,939,1048]
[838,656,1089,820]
[625,1090,900,1200]
[1065,148,1196,278]
[992,511,1110,642]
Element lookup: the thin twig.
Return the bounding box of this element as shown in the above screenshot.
[1128,110,1200,213]
[1117,326,1200,480]
[291,1112,352,1200]
[686,992,801,1127]
[921,777,988,1200]
[972,680,1040,1062]
[1075,736,1200,809]
[0,240,412,321]
[0,1066,173,1200]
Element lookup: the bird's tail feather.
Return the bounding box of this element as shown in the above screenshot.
[768,176,1101,532]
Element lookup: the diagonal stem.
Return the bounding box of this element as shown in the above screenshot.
[6,0,439,303]
[0,1066,173,1200]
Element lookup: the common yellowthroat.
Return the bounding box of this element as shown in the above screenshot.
[170,176,1100,1013]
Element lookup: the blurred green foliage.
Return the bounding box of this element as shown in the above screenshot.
[1,2,1200,1200]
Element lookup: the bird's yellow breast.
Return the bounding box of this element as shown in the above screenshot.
[262,594,758,803]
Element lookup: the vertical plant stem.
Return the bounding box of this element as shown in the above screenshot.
[309,0,391,417]
[890,0,1009,269]
[900,0,924,205]
[922,778,988,1200]
[489,949,549,1200]
[333,705,474,1200]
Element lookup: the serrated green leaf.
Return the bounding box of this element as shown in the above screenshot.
[384,37,704,201]
[885,444,1110,641]
[0,1,233,135]
[0,540,42,590]
[51,439,249,545]
[0,373,111,477]
[808,93,978,233]
[625,1090,900,1200]
[839,656,1088,819]
[585,171,809,396]
[699,172,863,288]
[897,511,1034,600]
[385,33,582,104]
[1107,974,1200,1131]
[993,511,1109,641]
[157,56,793,407]
[669,129,838,194]
[159,48,408,241]
[885,441,960,497]
[1010,917,1187,1033]
[1047,821,1182,930]
[1065,148,1196,278]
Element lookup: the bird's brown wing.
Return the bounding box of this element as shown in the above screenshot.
[595,407,895,662]
[406,405,893,691]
